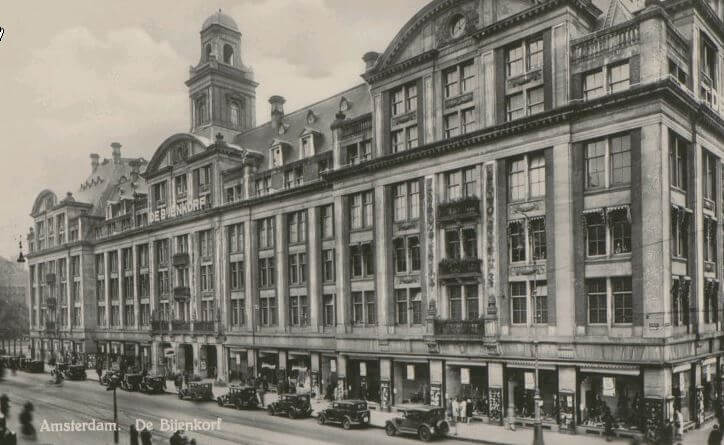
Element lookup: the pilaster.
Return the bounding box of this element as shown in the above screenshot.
[335,195,350,331]
[308,207,322,328]
[374,185,392,329]
[276,213,288,329]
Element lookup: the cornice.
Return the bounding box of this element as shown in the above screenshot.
[362,49,439,84]
[663,0,724,42]
[26,241,94,260]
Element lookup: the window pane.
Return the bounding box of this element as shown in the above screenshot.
[529,153,546,198]
[585,140,606,188]
[610,134,631,185]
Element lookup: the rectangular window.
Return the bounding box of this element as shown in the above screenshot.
[446,171,462,200]
[363,192,374,228]
[509,221,526,262]
[444,66,460,98]
[394,238,407,273]
[584,70,604,100]
[461,108,476,134]
[230,261,244,291]
[612,277,632,324]
[446,229,461,260]
[610,209,632,254]
[703,151,717,201]
[587,278,607,324]
[705,218,717,263]
[511,282,527,324]
[174,174,188,199]
[153,181,167,207]
[257,217,275,249]
[288,253,307,285]
[444,113,460,139]
[448,285,462,320]
[533,281,547,324]
[322,249,335,282]
[506,45,524,77]
[508,157,526,202]
[409,236,421,271]
[669,132,688,190]
[585,140,606,189]
[323,294,335,326]
[608,62,630,93]
[610,134,631,186]
[527,38,543,70]
[586,212,606,256]
[465,285,479,320]
[227,223,244,253]
[526,87,544,115]
[506,92,524,121]
[406,125,418,150]
[258,257,275,288]
[287,211,307,244]
[320,205,334,239]
[530,218,546,260]
[394,184,407,222]
[529,153,546,198]
[396,289,408,325]
[259,295,277,327]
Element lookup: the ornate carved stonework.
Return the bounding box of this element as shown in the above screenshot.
[485,164,496,309]
[435,6,479,48]
[444,92,473,110]
[426,177,436,292]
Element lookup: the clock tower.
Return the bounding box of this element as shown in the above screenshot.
[186,10,258,141]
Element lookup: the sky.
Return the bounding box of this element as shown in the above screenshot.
[0,0,424,261]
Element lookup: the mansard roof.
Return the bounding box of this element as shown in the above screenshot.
[233,83,371,172]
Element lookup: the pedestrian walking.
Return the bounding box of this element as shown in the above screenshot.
[674,408,683,441]
[19,402,35,441]
[130,424,139,445]
[0,395,8,418]
[709,424,723,445]
[452,397,460,422]
[140,427,152,445]
[466,398,473,423]
[183,372,190,388]
[174,373,183,393]
[96,366,102,381]
[460,398,467,424]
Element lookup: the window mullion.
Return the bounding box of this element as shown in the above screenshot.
[607,277,613,327]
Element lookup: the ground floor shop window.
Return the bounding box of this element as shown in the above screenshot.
[394,362,429,405]
[288,355,311,393]
[347,359,380,402]
[579,373,643,432]
[227,350,249,383]
[259,354,279,386]
[508,369,557,421]
[321,356,338,400]
[445,365,488,417]
[672,370,692,425]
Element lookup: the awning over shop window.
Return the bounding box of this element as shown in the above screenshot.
[580,364,640,376]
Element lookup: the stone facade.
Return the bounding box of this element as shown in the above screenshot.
[25,0,724,440]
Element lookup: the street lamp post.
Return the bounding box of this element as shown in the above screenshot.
[107,375,120,444]
[515,205,544,445]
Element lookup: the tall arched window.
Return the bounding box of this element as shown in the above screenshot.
[196,97,207,126]
[230,102,240,128]
[223,44,234,66]
[205,44,213,62]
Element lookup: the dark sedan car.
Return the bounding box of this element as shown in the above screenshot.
[139,374,166,394]
[267,393,312,419]
[317,400,370,429]
[385,406,449,442]
[217,385,258,410]
[63,364,87,381]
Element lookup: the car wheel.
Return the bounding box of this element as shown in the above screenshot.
[217,397,223,407]
[418,426,432,442]
[318,415,326,425]
[385,423,397,436]
[342,418,352,430]
[268,406,275,416]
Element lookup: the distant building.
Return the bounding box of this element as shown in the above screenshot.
[26,1,724,439]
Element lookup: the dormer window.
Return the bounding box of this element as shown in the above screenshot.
[271,145,284,168]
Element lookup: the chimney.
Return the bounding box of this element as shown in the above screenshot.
[269,96,286,128]
[111,142,122,164]
[362,51,380,71]
[90,153,100,172]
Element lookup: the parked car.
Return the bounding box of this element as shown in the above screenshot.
[317,399,370,429]
[139,374,166,394]
[24,360,44,373]
[121,373,143,391]
[267,393,312,419]
[178,382,214,401]
[216,385,258,410]
[385,406,449,442]
[63,364,87,381]
[100,370,121,386]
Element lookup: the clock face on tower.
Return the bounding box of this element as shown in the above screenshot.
[451,15,466,38]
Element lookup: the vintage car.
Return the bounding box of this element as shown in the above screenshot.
[216,385,258,410]
[23,360,44,373]
[52,363,69,378]
[267,393,312,419]
[100,370,122,386]
[62,364,87,380]
[384,406,449,442]
[178,382,214,401]
[317,399,370,429]
[121,373,143,391]
[139,374,166,394]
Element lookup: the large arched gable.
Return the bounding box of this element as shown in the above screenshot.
[30,189,58,216]
[145,133,212,175]
[373,0,536,71]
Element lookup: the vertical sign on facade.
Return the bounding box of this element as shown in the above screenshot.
[525,371,535,390]
[484,163,497,309]
[603,376,616,397]
[360,362,367,377]
[407,364,415,380]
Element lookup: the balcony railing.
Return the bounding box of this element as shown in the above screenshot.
[194,320,216,333]
[433,319,486,337]
[173,253,189,267]
[439,257,482,276]
[171,320,191,332]
[44,321,56,332]
[437,196,480,222]
[571,22,639,63]
[174,287,190,300]
[151,320,169,333]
